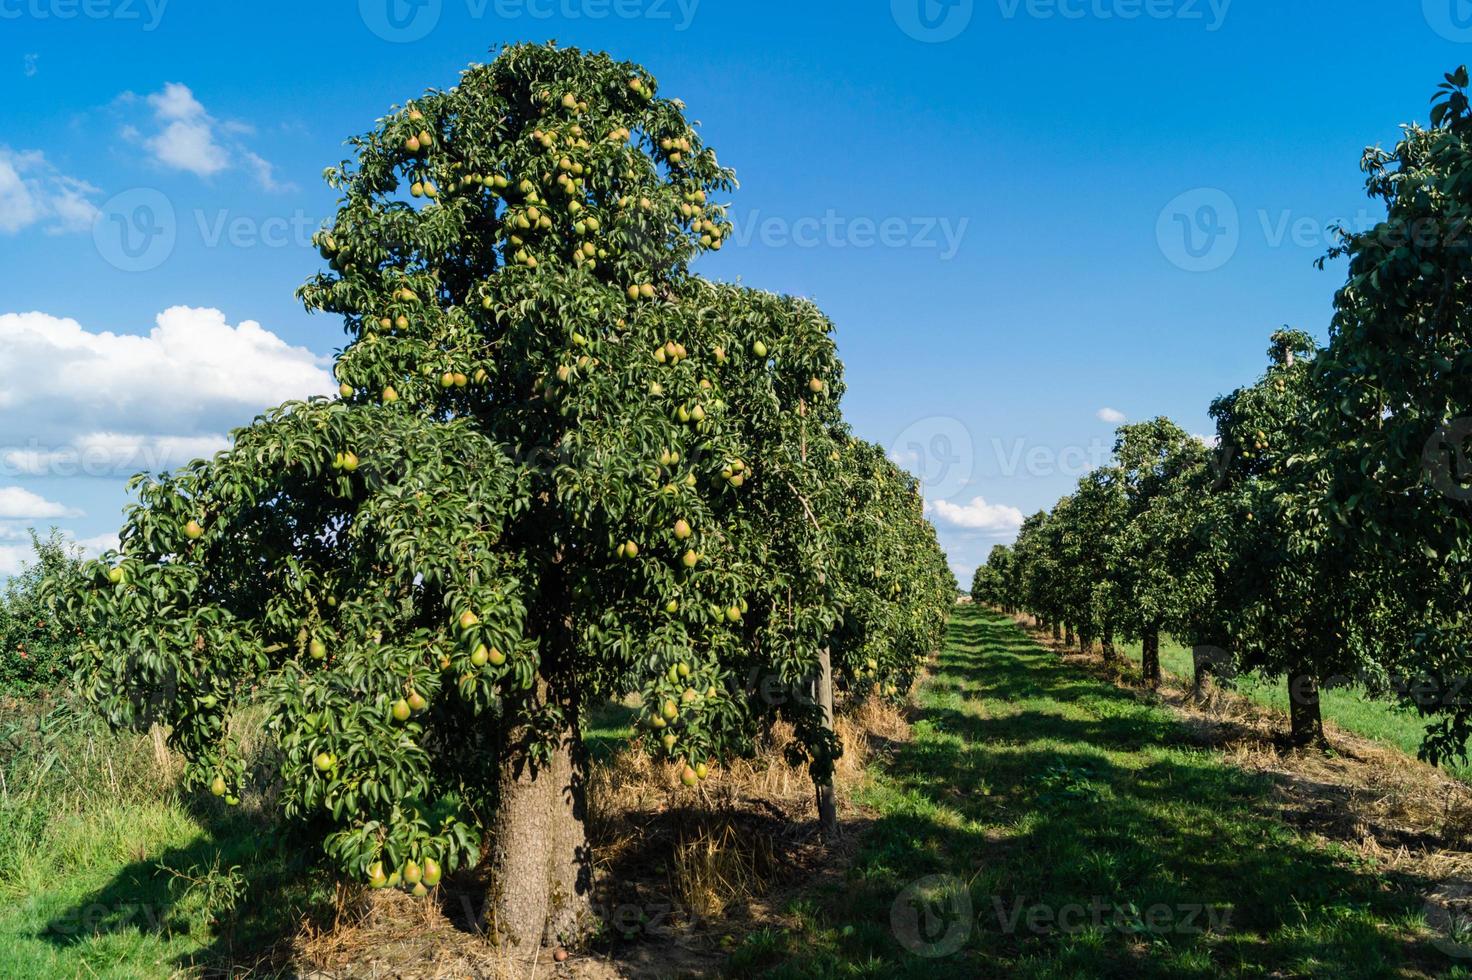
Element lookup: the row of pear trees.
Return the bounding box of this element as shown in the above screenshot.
[974,67,1472,758]
[49,43,953,950]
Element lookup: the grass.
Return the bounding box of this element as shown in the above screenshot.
[1120,635,1472,782]
[8,616,1469,976]
[0,697,342,976]
[724,605,1462,978]
[0,691,655,977]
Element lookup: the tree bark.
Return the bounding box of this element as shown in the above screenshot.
[1191,647,1210,699]
[1102,626,1116,663]
[485,665,592,949]
[814,646,838,838]
[1142,629,1161,688]
[1064,623,1075,648]
[1287,665,1325,747]
[1191,642,1229,700]
[1052,622,1062,642]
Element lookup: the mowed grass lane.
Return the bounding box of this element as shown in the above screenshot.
[727,605,1455,978]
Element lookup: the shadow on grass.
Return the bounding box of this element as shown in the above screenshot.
[39,802,337,976]
[726,608,1455,979]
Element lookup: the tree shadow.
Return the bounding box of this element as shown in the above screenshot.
[728,608,1458,979]
[39,799,337,976]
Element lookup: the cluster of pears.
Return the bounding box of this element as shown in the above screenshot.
[434,363,490,388]
[442,608,508,695]
[675,188,731,249]
[499,95,640,271]
[719,458,749,488]
[643,662,718,787]
[367,854,443,897]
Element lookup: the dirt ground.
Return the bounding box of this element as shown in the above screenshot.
[291,701,910,980]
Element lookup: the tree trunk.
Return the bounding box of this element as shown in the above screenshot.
[1102,626,1116,663]
[814,646,838,838]
[1191,647,1210,699]
[1191,642,1228,700]
[1287,665,1324,747]
[1064,623,1075,648]
[1052,622,1062,642]
[486,683,593,950]
[1142,629,1161,687]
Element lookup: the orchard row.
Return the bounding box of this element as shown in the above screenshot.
[974,69,1472,756]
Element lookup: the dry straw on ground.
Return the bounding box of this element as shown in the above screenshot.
[293,695,914,979]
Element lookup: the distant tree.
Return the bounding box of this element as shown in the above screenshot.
[1107,419,1208,687]
[1,530,82,695]
[971,544,1012,610]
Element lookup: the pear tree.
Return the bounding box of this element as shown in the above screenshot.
[58,43,924,950]
[1313,68,1472,760]
[1106,419,1207,686]
[1182,329,1379,745]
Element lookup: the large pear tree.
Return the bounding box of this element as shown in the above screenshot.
[1315,68,1472,761]
[60,43,943,949]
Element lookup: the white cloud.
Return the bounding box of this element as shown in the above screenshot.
[146,82,228,176]
[0,544,29,577]
[129,83,290,191]
[0,307,334,476]
[0,487,78,519]
[0,148,100,235]
[243,150,289,193]
[1194,432,1220,448]
[0,526,113,577]
[72,531,120,555]
[926,497,1025,534]
[1096,407,1127,424]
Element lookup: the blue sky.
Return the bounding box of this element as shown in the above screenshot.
[1,0,1468,581]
